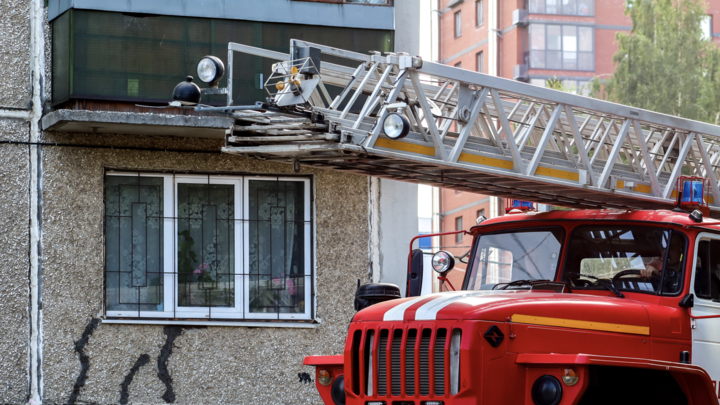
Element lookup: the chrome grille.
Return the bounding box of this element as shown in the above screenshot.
[391,330,403,396]
[405,329,417,396]
[434,329,447,396]
[378,330,388,396]
[351,326,459,398]
[419,329,431,396]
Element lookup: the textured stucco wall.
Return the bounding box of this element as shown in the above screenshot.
[0,0,31,109]
[0,120,31,404]
[39,131,368,404]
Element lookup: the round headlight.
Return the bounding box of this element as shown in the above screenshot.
[331,375,345,405]
[196,56,225,84]
[531,375,563,405]
[382,113,410,139]
[432,250,456,274]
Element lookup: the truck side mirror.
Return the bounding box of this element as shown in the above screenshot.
[407,249,424,297]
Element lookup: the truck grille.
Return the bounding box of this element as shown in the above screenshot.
[350,326,458,398]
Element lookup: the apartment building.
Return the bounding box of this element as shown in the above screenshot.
[0,1,419,404]
[435,0,720,239]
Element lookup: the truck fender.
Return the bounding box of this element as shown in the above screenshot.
[303,355,344,405]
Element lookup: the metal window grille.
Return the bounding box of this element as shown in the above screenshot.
[104,172,315,322]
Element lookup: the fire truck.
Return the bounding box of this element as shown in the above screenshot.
[173,40,720,404]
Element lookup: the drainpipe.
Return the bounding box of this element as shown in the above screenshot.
[29,0,46,402]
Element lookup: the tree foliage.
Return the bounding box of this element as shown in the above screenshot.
[592,0,720,124]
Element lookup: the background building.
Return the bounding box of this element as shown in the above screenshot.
[431,0,720,246]
[0,1,420,404]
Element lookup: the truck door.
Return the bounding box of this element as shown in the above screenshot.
[690,232,720,384]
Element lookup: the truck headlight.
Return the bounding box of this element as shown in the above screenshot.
[382,113,410,139]
[531,375,562,405]
[432,251,456,274]
[196,56,225,86]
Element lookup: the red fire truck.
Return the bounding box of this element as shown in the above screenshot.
[305,191,720,405]
[172,39,720,405]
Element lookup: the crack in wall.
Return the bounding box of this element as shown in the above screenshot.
[158,326,183,403]
[67,317,99,405]
[119,354,150,405]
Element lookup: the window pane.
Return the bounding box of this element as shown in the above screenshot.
[578,0,593,15]
[547,25,561,50]
[579,27,593,51]
[455,11,462,37]
[702,15,712,40]
[546,0,559,14]
[476,51,484,72]
[530,0,545,13]
[455,62,462,68]
[563,0,577,15]
[579,52,594,70]
[530,50,546,68]
[530,24,546,50]
[563,26,577,51]
[476,0,483,26]
[563,52,577,69]
[546,51,561,69]
[249,180,306,314]
[530,79,547,87]
[105,176,164,312]
[177,183,235,308]
[455,217,463,243]
[467,229,565,290]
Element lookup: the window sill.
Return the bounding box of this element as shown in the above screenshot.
[102,318,321,328]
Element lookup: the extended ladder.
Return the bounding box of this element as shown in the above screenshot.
[198,40,720,218]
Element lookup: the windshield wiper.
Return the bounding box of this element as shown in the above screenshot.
[571,273,624,298]
[493,279,550,290]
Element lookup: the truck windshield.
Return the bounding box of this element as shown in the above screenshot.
[465,228,565,290]
[561,226,686,295]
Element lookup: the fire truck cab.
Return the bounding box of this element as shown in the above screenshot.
[306,205,720,405]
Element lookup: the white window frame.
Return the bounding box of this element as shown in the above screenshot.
[243,176,312,320]
[691,232,720,310]
[105,172,313,322]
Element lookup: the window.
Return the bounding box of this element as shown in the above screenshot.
[529,0,593,16]
[694,238,720,301]
[466,228,565,290]
[455,217,463,243]
[455,11,462,38]
[562,226,686,295]
[476,0,484,26]
[104,173,313,322]
[476,209,485,220]
[530,24,594,71]
[476,51,484,73]
[455,62,463,68]
[702,15,713,41]
[344,0,390,3]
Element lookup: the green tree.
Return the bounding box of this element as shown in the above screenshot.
[592,0,720,123]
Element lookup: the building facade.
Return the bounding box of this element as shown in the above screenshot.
[0,1,419,404]
[434,0,720,241]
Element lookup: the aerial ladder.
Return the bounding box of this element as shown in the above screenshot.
[183,39,720,217]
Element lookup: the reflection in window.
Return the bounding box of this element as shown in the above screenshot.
[248,180,307,315]
[104,174,313,321]
[455,11,462,38]
[530,0,593,16]
[466,228,565,290]
[476,0,484,26]
[530,23,594,71]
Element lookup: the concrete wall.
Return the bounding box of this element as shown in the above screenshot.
[0,120,31,404]
[37,131,369,404]
[0,0,31,109]
[395,0,421,54]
